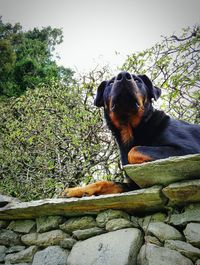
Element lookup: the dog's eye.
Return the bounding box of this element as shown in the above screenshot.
[109,82,114,86]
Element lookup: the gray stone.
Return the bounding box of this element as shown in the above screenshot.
[0,186,166,220]
[8,220,35,234]
[169,203,200,226]
[6,246,25,254]
[96,209,130,227]
[138,212,167,228]
[163,179,200,205]
[144,236,163,246]
[196,260,200,265]
[138,243,193,265]
[124,153,200,188]
[130,215,140,227]
[67,228,143,265]
[36,216,65,232]
[0,229,21,246]
[6,263,31,265]
[73,227,104,240]
[0,220,9,228]
[105,218,133,231]
[5,246,38,264]
[59,216,96,234]
[184,223,200,247]
[32,246,69,265]
[165,240,200,262]
[143,222,183,242]
[21,229,67,247]
[60,238,77,249]
[0,194,20,207]
[0,245,7,262]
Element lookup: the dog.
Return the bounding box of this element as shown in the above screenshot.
[61,71,200,197]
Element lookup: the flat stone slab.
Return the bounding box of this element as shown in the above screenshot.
[163,179,200,205]
[0,194,20,207]
[0,186,166,220]
[124,154,200,188]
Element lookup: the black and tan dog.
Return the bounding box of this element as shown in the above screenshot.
[61,71,200,197]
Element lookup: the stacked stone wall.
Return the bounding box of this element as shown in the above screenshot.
[0,154,200,265]
[0,200,200,265]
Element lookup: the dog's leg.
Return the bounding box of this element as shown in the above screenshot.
[60,180,132,198]
[128,146,181,164]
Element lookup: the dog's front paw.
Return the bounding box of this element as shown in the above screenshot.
[59,187,88,198]
[59,181,124,198]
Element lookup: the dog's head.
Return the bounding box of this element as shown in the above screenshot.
[94,72,161,128]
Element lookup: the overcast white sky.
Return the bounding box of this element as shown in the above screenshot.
[0,0,200,72]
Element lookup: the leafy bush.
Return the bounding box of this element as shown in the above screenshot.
[0,79,120,200]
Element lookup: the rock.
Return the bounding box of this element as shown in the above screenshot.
[21,229,67,247]
[73,227,104,240]
[60,238,77,249]
[67,228,143,265]
[8,220,35,234]
[0,245,7,262]
[6,263,31,265]
[5,246,38,264]
[196,260,200,265]
[184,223,200,247]
[6,245,26,254]
[0,220,9,228]
[5,263,31,265]
[124,153,200,188]
[163,179,200,205]
[144,236,163,246]
[138,212,167,227]
[105,218,133,231]
[165,240,200,262]
[0,229,21,246]
[96,209,130,227]
[36,215,65,232]
[0,194,20,207]
[169,203,200,226]
[32,246,69,265]
[138,243,193,265]
[59,216,96,234]
[0,186,166,220]
[143,222,183,242]
[130,215,140,228]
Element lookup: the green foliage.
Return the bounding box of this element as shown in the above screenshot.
[0,18,73,97]
[0,76,120,200]
[122,26,200,123]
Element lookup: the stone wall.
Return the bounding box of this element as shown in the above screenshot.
[0,154,200,265]
[0,201,200,265]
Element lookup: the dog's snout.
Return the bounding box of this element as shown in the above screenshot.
[116,72,132,82]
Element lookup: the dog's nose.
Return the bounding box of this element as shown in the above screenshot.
[116,72,132,81]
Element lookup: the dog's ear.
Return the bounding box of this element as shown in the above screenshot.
[94,81,107,107]
[138,74,161,101]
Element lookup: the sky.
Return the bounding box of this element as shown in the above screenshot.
[0,0,200,72]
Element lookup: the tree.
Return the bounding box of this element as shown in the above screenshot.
[0,72,122,200]
[0,17,74,97]
[122,26,200,123]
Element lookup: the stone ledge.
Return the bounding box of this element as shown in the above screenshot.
[0,186,166,220]
[124,154,200,188]
[163,179,200,206]
[1,154,200,220]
